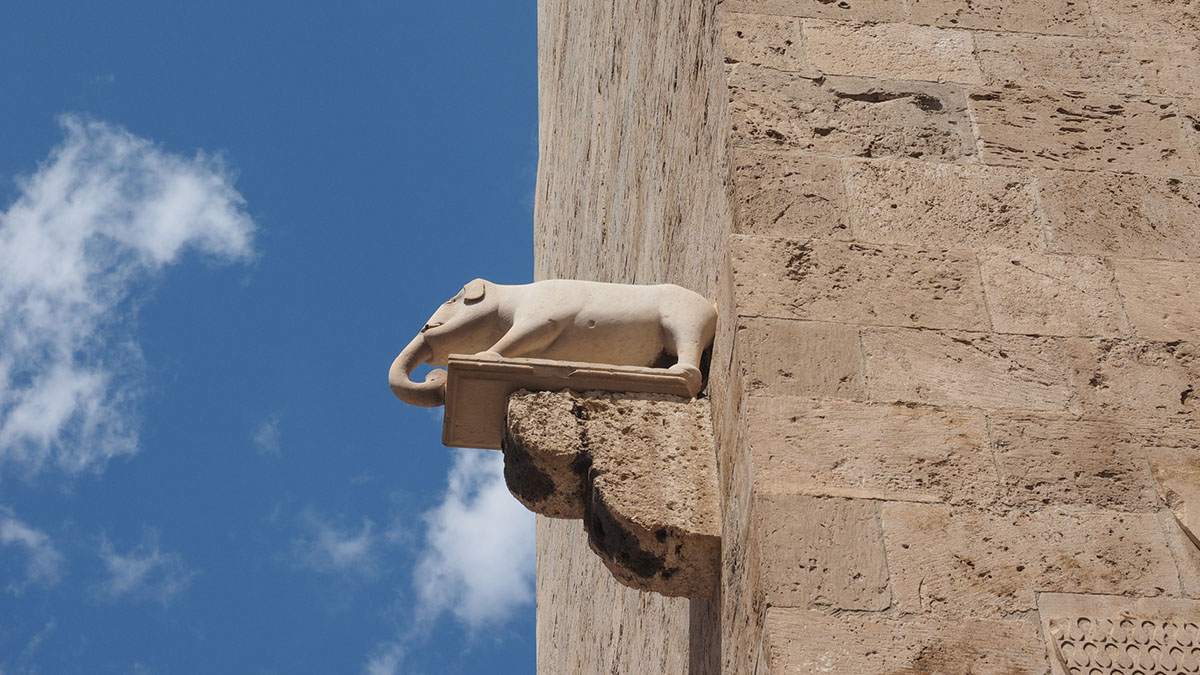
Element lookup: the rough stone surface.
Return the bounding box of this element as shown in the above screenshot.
[845,159,1042,252]
[720,0,904,22]
[989,414,1163,511]
[1066,338,1200,418]
[1040,171,1200,260]
[721,13,808,73]
[976,33,1200,98]
[763,608,1050,674]
[970,88,1198,175]
[882,502,1182,617]
[862,328,1072,410]
[907,0,1094,34]
[1114,259,1200,342]
[735,318,864,399]
[746,396,998,504]
[507,390,719,598]
[756,494,891,610]
[979,252,1129,337]
[733,236,990,330]
[802,20,984,84]
[1092,0,1200,43]
[729,66,976,161]
[730,149,847,238]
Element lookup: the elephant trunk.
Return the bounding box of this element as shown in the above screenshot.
[389,332,447,407]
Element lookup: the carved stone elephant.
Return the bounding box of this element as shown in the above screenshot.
[389,279,717,407]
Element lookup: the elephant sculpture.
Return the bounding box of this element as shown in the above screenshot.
[389,279,717,407]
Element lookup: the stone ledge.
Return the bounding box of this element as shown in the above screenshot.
[504,390,720,598]
[443,355,696,449]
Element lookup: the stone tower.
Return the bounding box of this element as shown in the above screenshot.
[533,0,1200,672]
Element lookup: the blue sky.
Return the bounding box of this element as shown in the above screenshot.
[0,3,538,673]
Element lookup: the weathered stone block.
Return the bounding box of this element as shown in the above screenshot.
[845,159,1043,252]
[1144,425,1200,549]
[504,391,719,598]
[747,396,998,504]
[756,494,890,610]
[970,88,1198,175]
[731,149,848,238]
[736,318,864,399]
[1067,338,1200,418]
[728,66,976,161]
[1092,0,1200,43]
[763,608,1050,674]
[1114,259,1200,342]
[720,0,903,22]
[1040,171,1200,260]
[882,502,1181,617]
[732,235,989,330]
[802,19,984,84]
[863,328,1072,410]
[907,0,1093,34]
[989,414,1162,511]
[979,252,1129,337]
[976,32,1200,98]
[721,13,808,73]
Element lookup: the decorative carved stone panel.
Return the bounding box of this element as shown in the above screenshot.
[1039,593,1200,675]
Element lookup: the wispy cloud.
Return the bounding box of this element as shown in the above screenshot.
[413,448,535,628]
[251,415,282,455]
[362,449,535,674]
[0,507,63,593]
[95,529,193,605]
[293,511,379,579]
[0,115,256,476]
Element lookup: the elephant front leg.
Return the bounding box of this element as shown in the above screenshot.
[478,319,566,360]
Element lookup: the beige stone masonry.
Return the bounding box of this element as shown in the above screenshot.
[732,236,990,330]
[728,66,976,161]
[1040,171,1200,260]
[908,0,1093,34]
[736,318,865,399]
[1066,338,1200,418]
[975,32,1200,98]
[979,252,1130,337]
[762,608,1050,674]
[720,0,904,23]
[746,396,998,504]
[731,149,848,238]
[721,13,808,73]
[1092,0,1200,43]
[969,88,1198,175]
[863,328,1073,410]
[845,159,1043,252]
[882,502,1182,617]
[1114,259,1200,342]
[989,414,1163,512]
[802,20,984,85]
[756,494,891,610]
[1144,425,1200,550]
[505,390,719,598]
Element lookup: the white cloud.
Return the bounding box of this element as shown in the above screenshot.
[251,415,281,455]
[95,529,193,605]
[0,115,256,476]
[293,511,379,578]
[363,643,406,675]
[0,507,63,593]
[412,448,535,630]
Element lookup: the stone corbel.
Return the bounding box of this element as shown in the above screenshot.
[387,279,722,598]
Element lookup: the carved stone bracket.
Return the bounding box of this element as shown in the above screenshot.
[504,389,720,599]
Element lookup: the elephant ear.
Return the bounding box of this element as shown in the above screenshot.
[463,278,486,302]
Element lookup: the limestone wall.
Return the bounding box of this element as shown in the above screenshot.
[721,1,1200,672]
[534,0,1200,672]
[532,0,731,672]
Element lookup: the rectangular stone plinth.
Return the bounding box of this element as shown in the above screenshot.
[443,355,697,449]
